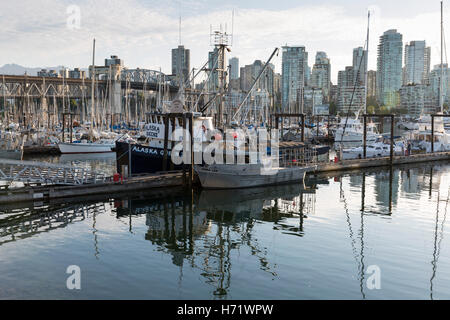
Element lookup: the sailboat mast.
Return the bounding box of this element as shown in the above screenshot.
[364,11,370,115]
[2,75,7,127]
[91,39,96,130]
[440,1,444,113]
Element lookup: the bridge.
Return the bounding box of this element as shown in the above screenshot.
[0,68,180,125]
[0,69,179,99]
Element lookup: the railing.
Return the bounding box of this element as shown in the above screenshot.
[0,159,109,186]
[279,146,318,168]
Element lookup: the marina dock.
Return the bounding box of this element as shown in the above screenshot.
[0,150,449,205]
[0,171,185,204]
[314,151,450,173]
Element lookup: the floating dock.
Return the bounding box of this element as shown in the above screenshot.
[314,151,450,174]
[23,146,60,155]
[0,171,185,204]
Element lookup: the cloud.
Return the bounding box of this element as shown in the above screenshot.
[0,0,447,83]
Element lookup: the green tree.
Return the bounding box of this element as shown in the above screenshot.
[329,101,337,115]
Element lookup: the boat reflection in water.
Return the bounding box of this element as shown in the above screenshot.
[114,183,320,297]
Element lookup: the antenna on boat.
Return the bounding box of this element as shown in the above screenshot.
[209,23,232,127]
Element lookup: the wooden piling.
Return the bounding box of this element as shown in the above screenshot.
[162,115,169,172]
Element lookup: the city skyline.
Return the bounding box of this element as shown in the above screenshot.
[0,0,449,83]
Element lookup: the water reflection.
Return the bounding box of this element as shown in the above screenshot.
[113,183,319,298]
[335,162,450,299]
[0,162,449,299]
[0,202,109,247]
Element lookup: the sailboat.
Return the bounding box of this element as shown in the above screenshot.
[335,12,380,145]
[57,39,115,155]
[407,2,450,153]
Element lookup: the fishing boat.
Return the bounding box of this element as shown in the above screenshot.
[115,112,215,175]
[196,162,315,190]
[196,137,318,189]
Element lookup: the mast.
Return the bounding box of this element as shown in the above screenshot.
[441,1,444,112]
[364,11,370,115]
[91,39,96,131]
[109,65,112,131]
[2,75,7,127]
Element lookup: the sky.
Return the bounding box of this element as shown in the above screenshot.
[0,0,448,83]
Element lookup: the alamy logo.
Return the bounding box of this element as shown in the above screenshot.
[66,265,81,290]
[366,265,381,290]
[66,5,81,30]
[170,128,280,174]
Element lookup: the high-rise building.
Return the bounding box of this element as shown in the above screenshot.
[304,65,311,87]
[367,70,377,98]
[281,46,308,111]
[229,57,239,80]
[172,45,191,86]
[429,63,450,105]
[208,48,219,91]
[377,29,403,108]
[352,47,368,86]
[403,41,431,85]
[337,65,365,115]
[311,51,331,101]
[338,66,356,87]
[400,84,436,115]
[240,60,275,95]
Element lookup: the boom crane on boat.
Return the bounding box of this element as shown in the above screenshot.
[232,47,279,123]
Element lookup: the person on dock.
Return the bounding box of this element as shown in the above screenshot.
[407,142,412,156]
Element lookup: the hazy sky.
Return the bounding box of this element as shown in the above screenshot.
[0,0,448,82]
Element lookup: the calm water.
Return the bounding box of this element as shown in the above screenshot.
[1,159,450,300]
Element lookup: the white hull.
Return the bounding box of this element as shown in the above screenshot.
[335,131,378,143]
[342,146,404,160]
[58,143,113,154]
[196,164,315,189]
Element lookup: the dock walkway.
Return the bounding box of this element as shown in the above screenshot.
[314,151,450,173]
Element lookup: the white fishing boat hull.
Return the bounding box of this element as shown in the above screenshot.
[0,149,23,160]
[57,143,113,154]
[196,164,315,189]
